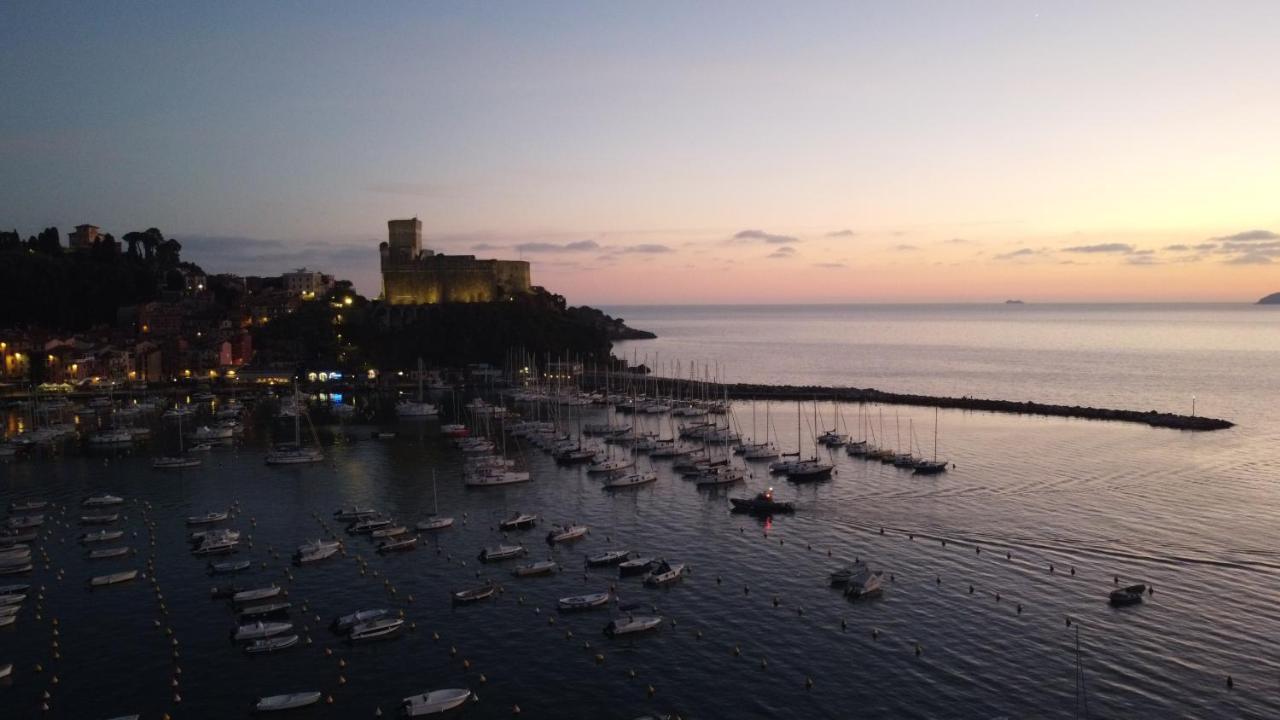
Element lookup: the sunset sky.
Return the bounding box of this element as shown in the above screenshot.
[3,1,1277,303]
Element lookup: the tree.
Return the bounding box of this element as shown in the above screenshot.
[34,227,61,255]
[156,238,182,268]
[141,227,164,262]
[123,231,144,258]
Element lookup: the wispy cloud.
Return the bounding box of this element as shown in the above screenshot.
[1062,243,1134,254]
[1164,244,1189,251]
[766,246,796,259]
[1126,254,1160,266]
[894,244,918,252]
[994,247,1040,260]
[610,243,673,254]
[813,262,846,268]
[513,239,600,253]
[732,229,798,245]
[471,243,502,251]
[824,229,855,238]
[1225,253,1273,265]
[1212,230,1278,243]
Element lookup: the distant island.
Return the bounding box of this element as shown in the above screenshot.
[1258,293,1280,305]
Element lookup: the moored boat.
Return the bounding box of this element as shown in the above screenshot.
[618,557,656,577]
[478,544,527,562]
[603,471,658,490]
[416,516,454,531]
[402,688,474,716]
[545,524,589,544]
[729,487,795,515]
[452,581,497,604]
[79,529,125,544]
[332,608,390,633]
[349,617,405,641]
[558,591,611,611]
[79,513,119,525]
[245,633,300,654]
[82,494,124,507]
[643,560,686,587]
[186,511,229,526]
[88,546,130,559]
[1109,584,1147,607]
[377,536,418,553]
[499,512,537,531]
[209,559,252,574]
[232,585,282,604]
[512,559,558,577]
[255,691,322,712]
[604,615,664,636]
[233,620,293,642]
[586,549,631,567]
[89,569,138,587]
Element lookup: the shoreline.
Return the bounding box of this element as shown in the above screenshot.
[589,373,1235,432]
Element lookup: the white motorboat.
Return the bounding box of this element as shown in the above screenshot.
[545,524,588,544]
[9,501,47,512]
[233,620,293,642]
[618,557,656,577]
[643,561,686,587]
[479,544,527,562]
[452,582,497,604]
[0,604,20,617]
[89,569,138,587]
[0,662,10,678]
[7,515,44,529]
[209,559,252,574]
[88,429,134,446]
[604,615,664,636]
[0,583,29,595]
[558,591,611,611]
[586,549,631,567]
[332,608,390,633]
[845,569,884,600]
[402,688,473,716]
[193,539,238,556]
[255,691,322,712]
[186,511,229,526]
[79,513,119,525]
[265,445,324,465]
[347,518,393,535]
[88,546,130,559]
[83,494,124,507]
[464,469,530,487]
[377,536,417,553]
[80,530,125,544]
[512,559,558,577]
[498,512,537,531]
[245,634,299,654]
[349,617,404,641]
[0,592,26,606]
[295,544,340,564]
[232,585,282,604]
[603,471,657,490]
[191,424,234,441]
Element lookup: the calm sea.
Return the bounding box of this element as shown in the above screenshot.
[2,303,1279,719]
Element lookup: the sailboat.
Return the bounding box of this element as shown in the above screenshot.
[913,408,949,474]
[153,404,201,469]
[416,470,455,530]
[785,399,833,482]
[397,358,439,417]
[265,384,324,465]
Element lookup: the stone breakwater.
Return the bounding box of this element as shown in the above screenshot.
[592,374,1235,431]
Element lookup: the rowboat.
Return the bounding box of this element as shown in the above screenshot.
[7,515,44,529]
[0,605,21,617]
[9,501,47,512]
[232,585,282,604]
[402,688,474,716]
[245,634,299,654]
[332,608,390,633]
[558,591,611,611]
[233,620,293,642]
[334,507,378,521]
[512,559,558,577]
[377,536,418,553]
[349,617,404,641]
[295,544,340,564]
[209,560,252,574]
[478,544,526,562]
[545,524,588,544]
[416,516,454,531]
[498,512,538,531]
[192,540,238,556]
[0,564,32,576]
[1109,584,1147,607]
[347,518,393,535]
[604,615,664,636]
[0,583,29,595]
[255,691,322,712]
[89,569,138,587]
[452,582,497,604]
[370,525,408,539]
[88,547,130,559]
[79,513,119,525]
[643,561,686,587]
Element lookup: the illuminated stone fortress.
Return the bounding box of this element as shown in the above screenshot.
[379,218,532,304]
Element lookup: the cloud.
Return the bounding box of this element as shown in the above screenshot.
[178,235,370,272]
[1225,253,1273,265]
[513,240,600,253]
[1212,230,1278,243]
[825,229,855,238]
[1126,255,1160,266]
[1164,244,1189,252]
[732,229,798,245]
[944,237,971,244]
[1132,249,1154,255]
[612,243,673,254]
[766,247,795,259]
[995,248,1039,260]
[894,244,918,251]
[813,262,846,268]
[471,243,502,251]
[1062,243,1134,254]
[1192,243,1218,251]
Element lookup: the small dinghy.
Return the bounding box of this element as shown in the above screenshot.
[233,585,282,605]
[6,515,43,530]
[255,691,322,712]
[186,511,229,526]
[498,512,537,531]
[295,544,340,564]
[829,560,869,587]
[0,531,36,546]
[349,617,404,642]
[0,662,11,678]
[82,494,125,507]
[1109,584,1147,607]
[245,634,299,654]
[643,561,686,587]
[844,569,884,601]
[209,559,252,574]
[0,604,21,617]
[618,557,656,577]
[89,569,138,587]
[240,602,292,621]
[604,615,664,637]
[452,581,497,604]
[88,546,130,560]
[512,559,558,577]
[193,540,238,556]
[402,688,474,717]
[479,544,527,562]
[586,549,631,567]
[332,608,390,633]
[378,536,418,553]
[558,591,612,612]
[416,516,454,531]
[79,513,119,525]
[334,507,378,521]
[370,525,409,539]
[80,530,125,544]
[0,592,26,606]
[233,620,293,642]
[546,524,589,544]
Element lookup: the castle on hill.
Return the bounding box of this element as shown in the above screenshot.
[379,218,531,304]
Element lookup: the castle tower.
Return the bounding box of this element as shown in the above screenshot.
[386,217,429,263]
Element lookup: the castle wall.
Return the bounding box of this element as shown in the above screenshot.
[381,256,532,305]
